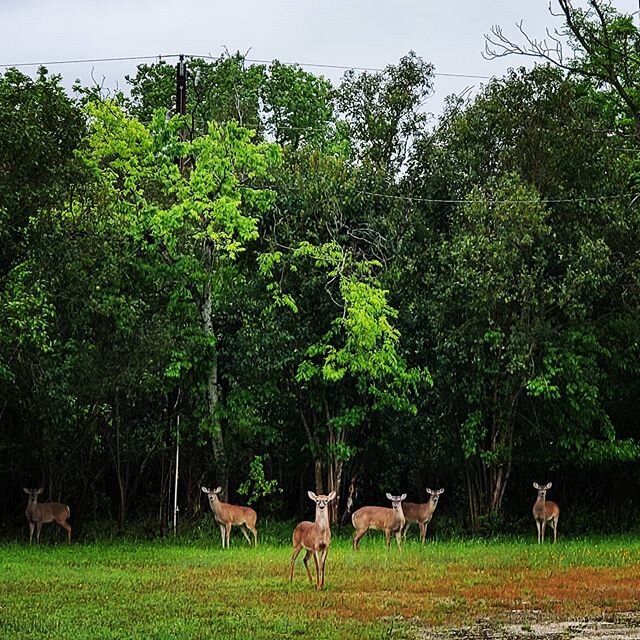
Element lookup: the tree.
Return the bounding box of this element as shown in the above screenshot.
[0,67,88,510]
[0,67,86,275]
[82,101,281,494]
[335,51,434,172]
[485,0,640,138]
[404,63,640,529]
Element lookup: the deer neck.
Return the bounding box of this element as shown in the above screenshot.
[314,506,330,533]
[210,497,225,517]
[534,494,546,516]
[26,498,37,514]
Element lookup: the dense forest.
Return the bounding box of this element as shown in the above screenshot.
[2,0,640,539]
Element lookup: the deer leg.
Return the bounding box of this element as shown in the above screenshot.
[218,523,226,548]
[312,551,321,590]
[552,517,558,544]
[353,528,365,551]
[28,521,34,545]
[402,522,410,541]
[247,524,258,547]
[239,525,252,545]
[541,521,546,544]
[535,521,541,544]
[302,549,314,584]
[395,529,403,550]
[36,522,43,544]
[419,522,427,544]
[60,520,72,544]
[385,529,392,548]
[290,544,303,582]
[319,548,328,590]
[225,523,232,548]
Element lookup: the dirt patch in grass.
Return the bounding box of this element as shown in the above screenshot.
[416,612,640,639]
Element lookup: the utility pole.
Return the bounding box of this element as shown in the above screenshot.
[176,54,188,173]
[176,54,187,117]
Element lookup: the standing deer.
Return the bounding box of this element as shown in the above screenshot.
[532,482,560,544]
[23,488,71,544]
[201,486,258,548]
[290,491,336,590]
[352,493,407,550]
[402,487,445,543]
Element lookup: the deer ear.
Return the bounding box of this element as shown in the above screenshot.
[201,487,209,493]
[23,488,30,494]
[327,491,336,501]
[214,487,222,494]
[439,488,445,494]
[385,492,393,500]
[533,482,540,489]
[308,491,318,501]
[36,488,43,494]
[426,488,433,495]
[400,493,407,501]
[545,482,553,490]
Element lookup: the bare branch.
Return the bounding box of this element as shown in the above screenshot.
[483,21,567,67]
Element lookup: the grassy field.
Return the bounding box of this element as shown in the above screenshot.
[1,533,639,639]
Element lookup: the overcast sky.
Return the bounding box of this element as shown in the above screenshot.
[1,0,638,117]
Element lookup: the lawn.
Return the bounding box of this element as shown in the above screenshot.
[1,534,639,639]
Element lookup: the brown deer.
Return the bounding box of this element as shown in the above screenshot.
[532,482,560,544]
[402,487,445,543]
[201,486,258,548]
[289,491,336,590]
[352,493,407,550]
[23,488,71,544]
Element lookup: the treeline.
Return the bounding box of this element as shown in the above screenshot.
[2,1,640,538]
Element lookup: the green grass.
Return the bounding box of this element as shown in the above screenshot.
[1,534,639,639]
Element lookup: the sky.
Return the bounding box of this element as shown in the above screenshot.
[1,0,638,118]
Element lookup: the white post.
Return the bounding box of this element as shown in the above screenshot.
[173,414,180,536]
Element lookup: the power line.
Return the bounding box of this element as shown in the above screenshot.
[355,189,635,205]
[0,54,182,68]
[0,52,494,81]
[3,51,638,149]
[225,56,493,80]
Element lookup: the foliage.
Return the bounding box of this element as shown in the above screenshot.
[3,24,640,536]
[335,50,434,171]
[237,455,282,505]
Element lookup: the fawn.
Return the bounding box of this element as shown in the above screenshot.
[402,487,444,543]
[352,493,407,550]
[290,491,336,590]
[23,488,71,544]
[201,486,258,548]
[532,482,560,544]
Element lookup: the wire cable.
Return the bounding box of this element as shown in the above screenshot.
[355,190,635,205]
[0,54,183,68]
[0,52,493,81]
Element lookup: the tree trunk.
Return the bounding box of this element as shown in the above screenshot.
[465,427,514,530]
[202,240,228,494]
[314,458,325,496]
[325,423,346,525]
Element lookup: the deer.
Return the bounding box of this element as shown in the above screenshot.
[402,487,445,543]
[23,488,72,544]
[532,482,560,544]
[289,491,336,590]
[201,486,258,548]
[352,493,407,550]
